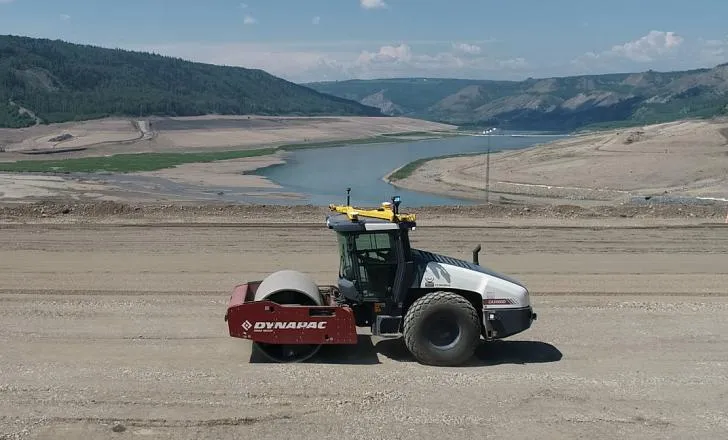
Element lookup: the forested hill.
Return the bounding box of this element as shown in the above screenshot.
[306,64,728,131]
[0,35,382,128]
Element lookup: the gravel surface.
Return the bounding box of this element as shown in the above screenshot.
[1,222,727,439]
[1,200,727,226]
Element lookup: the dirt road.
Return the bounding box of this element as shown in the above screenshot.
[2,222,728,439]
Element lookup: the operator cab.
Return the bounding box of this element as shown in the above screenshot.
[326,196,416,309]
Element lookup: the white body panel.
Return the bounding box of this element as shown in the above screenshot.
[419,262,530,309]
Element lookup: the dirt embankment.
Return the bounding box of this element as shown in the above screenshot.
[1,200,726,227]
[389,119,728,205]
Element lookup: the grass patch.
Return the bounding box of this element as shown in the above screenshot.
[380,131,435,137]
[380,130,460,138]
[0,148,277,173]
[387,157,432,181]
[277,136,401,151]
[387,151,490,181]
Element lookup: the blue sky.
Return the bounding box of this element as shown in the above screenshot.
[1,0,727,83]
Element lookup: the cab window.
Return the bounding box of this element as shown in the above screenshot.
[355,232,395,262]
[354,232,397,299]
[337,233,355,280]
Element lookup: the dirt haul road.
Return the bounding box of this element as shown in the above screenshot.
[1,222,728,439]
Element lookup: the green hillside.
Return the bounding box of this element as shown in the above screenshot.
[306,65,728,131]
[0,35,382,128]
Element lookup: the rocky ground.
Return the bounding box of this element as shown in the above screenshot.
[1,200,726,227]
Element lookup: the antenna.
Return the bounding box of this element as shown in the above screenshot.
[391,195,401,215]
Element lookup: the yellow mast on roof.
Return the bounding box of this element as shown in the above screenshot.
[329,200,416,223]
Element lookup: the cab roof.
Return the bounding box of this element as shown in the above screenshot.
[326,212,416,232]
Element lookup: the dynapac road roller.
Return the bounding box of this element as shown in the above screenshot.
[225,194,537,366]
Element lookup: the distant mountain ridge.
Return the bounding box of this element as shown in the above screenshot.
[0,34,382,128]
[306,64,728,131]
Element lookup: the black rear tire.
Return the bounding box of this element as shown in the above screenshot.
[403,291,481,366]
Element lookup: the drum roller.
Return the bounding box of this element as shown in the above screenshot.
[252,270,325,362]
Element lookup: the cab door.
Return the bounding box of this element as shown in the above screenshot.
[352,231,400,301]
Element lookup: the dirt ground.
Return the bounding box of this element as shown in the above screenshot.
[137,153,287,190]
[1,207,727,439]
[390,119,728,205]
[0,119,143,154]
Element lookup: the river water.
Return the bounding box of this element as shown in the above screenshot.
[254,132,567,206]
[67,132,566,206]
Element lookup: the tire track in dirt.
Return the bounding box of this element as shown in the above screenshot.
[2,221,728,439]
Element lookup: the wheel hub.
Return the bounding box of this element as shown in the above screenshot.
[425,313,462,349]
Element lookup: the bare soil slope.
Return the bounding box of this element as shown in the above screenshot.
[1,116,455,160]
[390,119,728,205]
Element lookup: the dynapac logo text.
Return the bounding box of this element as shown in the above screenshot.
[252,321,327,330]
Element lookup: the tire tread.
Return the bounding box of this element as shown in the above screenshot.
[403,291,480,366]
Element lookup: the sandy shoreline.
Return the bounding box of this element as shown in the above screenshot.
[387,119,728,206]
[138,152,287,189]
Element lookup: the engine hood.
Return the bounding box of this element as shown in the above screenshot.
[411,249,526,289]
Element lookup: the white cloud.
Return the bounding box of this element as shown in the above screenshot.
[60,14,71,21]
[350,43,528,79]
[360,0,387,10]
[698,37,728,65]
[0,0,16,4]
[239,2,248,8]
[243,14,257,25]
[131,41,529,83]
[575,30,684,66]
[452,43,481,55]
[312,16,321,25]
[121,31,727,84]
[609,30,683,62]
[357,44,412,64]
[569,30,694,74]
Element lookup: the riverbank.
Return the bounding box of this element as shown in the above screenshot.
[385,119,728,206]
[0,115,461,203]
[1,131,471,204]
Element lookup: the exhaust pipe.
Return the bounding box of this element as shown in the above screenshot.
[472,244,482,265]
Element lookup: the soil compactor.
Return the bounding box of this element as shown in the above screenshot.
[225,196,537,366]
